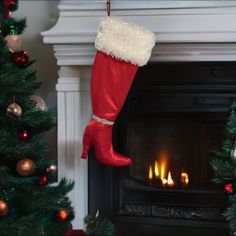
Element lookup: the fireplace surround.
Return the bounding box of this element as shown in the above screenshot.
[42,0,236,230]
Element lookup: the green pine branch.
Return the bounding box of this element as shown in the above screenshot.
[0,1,74,235]
[212,100,236,231]
[84,213,115,236]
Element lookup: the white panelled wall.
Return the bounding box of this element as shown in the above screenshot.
[42,0,236,229]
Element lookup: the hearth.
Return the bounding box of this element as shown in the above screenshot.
[88,62,236,236]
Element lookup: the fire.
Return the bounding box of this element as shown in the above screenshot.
[162,178,167,186]
[181,172,189,186]
[147,155,188,188]
[167,171,174,187]
[148,165,153,180]
[154,161,159,177]
[160,161,166,181]
[148,158,168,186]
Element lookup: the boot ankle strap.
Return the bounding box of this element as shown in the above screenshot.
[92,114,114,126]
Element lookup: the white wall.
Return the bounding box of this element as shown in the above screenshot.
[14,1,59,160]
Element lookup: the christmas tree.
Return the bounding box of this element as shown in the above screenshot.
[212,101,236,233]
[0,1,74,235]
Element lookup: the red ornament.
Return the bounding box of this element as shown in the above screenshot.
[19,130,28,141]
[11,50,29,65]
[225,183,233,193]
[39,176,48,186]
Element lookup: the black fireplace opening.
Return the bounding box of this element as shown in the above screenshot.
[88,62,236,236]
[127,113,224,190]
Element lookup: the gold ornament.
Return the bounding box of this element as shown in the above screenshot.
[5,35,22,52]
[29,95,47,111]
[47,164,57,173]
[0,200,8,216]
[16,159,36,176]
[7,102,22,117]
[56,209,69,221]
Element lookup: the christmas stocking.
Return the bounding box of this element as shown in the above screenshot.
[81,17,155,166]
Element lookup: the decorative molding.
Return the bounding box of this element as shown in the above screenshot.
[120,203,225,221]
[58,1,236,11]
[53,45,95,65]
[42,1,236,45]
[42,1,236,63]
[52,43,236,65]
[151,43,236,62]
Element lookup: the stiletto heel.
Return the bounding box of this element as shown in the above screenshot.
[81,125,93,159]
[81,119,132,166]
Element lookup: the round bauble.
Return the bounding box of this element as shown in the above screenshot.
[16,159,36,176]
[225,183,233,194]
[0,200,8,216]
[11,50,29,65]
[5,35,22,52]
[56,209,69,221]
[7,102,22,117]
[18,130,28,141]
[8,1,17,12]
[46,164,57,174]
[29,95,47,111]
[231,147,236,161]
[39,176,48,186]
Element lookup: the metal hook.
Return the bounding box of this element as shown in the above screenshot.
[107,0,111,16]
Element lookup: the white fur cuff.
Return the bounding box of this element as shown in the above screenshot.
[95,17,156,67]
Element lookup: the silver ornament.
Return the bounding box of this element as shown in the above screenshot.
[231,142,236,161]
[47,164,57,173]
[29,95,47,111]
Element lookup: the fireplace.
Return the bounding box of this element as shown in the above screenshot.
[42,0,236,229]
[88,62,236,236]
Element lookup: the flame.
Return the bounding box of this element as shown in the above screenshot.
[160,161,166,180]
[159,151,168,181]
[185,177,189,184]
[167,171,174,187]
[181,172,189,185]
[148,165,153,180]
[162,178,167,186]
[154,161,159,177]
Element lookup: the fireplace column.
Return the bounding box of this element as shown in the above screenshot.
[56,65,91,228]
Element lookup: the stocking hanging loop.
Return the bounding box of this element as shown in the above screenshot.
[106,0,111,16]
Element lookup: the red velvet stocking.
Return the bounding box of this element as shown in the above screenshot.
[81,52,138,166]
[80,16,155,166]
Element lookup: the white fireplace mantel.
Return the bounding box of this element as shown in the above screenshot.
[41,0,236,229]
